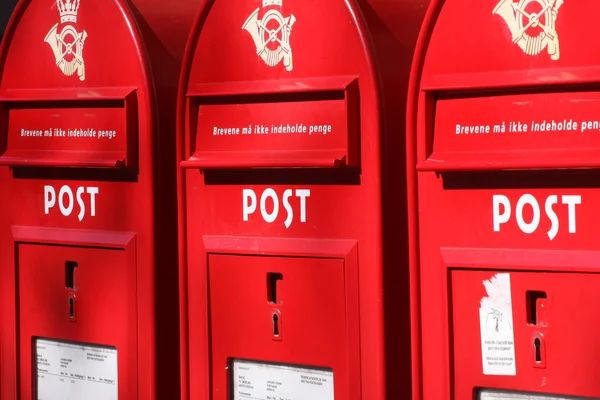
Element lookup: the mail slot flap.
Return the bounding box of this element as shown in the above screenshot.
[186,76,358,97]
[181,76,359,169]
[418,90,600,172]
[0,87,137,102]
[0,87,138,169]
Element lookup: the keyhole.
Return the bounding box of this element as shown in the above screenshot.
[534,337,541,362]
[272,313,279,337]
[68,295,76,320]
[69,297,74,318]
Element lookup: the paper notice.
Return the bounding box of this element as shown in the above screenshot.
[35,338,118,400]
[232,359,334,400]
[479,273,516,376]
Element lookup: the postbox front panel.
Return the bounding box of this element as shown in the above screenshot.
[208,254,350,399]
[182,0,419,398]
[451,269,600,399]
[18,243,137,399]
[0,0,193,399]
[412,0,600,398]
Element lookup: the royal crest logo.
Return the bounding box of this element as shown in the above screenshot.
[44,0,87,81]
[493,0,564,60]
[242,0,296,71]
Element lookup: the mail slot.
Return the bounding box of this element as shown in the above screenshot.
[0,0,198,399]
[176,0,428,399]
[408,0,600,399]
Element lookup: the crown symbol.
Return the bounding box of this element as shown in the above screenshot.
[56,0,81,24]
[263,0,283,7]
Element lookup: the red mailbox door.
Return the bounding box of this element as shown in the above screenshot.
[208,253,356,399]
[0,0,198,399]
[452,269,600,398]
[18,240,137,400]
[177,0,429,399]
[408,0,600,399]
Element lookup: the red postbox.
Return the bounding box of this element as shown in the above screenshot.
[0,0,197,399]
[177,0,428,399]
[408,0,600,399]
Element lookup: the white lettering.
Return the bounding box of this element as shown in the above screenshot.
[210,123,340,136]
[545,195,559,240]
[515,194,540,234]
[242,188,311,228]
[455,124,491,135]
[43,185,99,221]
[243,189,257,221]
[260,188,279,223]
[296,189,310,222]
[76,186,85,222]
[492,195,511,232]
[562,195,582,233]
[492,193,581,240]
[87,187,99,217]
[44,185,56,215]
[59,185,74,216]
[283,189,293,229]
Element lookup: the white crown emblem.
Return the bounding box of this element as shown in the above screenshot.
[56,0,80,24]
[263,0,282,7]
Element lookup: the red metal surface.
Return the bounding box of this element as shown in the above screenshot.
[408,0,600,398]
[0,0,198,399]
[18,236,137,400]
[422,91,600,171]
[451,269,600,398]
[207,241,360,399]
[177,0,429,399]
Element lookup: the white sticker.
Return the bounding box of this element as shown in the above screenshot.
[36,338,118,400]
[480,389,585,400]
[232,359,334,400]
[479,273,516,376]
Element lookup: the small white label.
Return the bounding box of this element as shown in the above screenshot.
[232,359,334,400]
[479,273,516,376]
[480,389,584,400]
[36,338,118,400]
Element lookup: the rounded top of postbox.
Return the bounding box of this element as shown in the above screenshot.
[179,0,380,170]
[0,0,149,90]
[409,0,600,171]
[183,0,375,85]
[417,0,600,91]
[0,0,164,169]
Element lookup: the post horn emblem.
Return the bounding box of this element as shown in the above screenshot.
[243,0,296,71]
[44,0,88,81]
[493,0,564,60]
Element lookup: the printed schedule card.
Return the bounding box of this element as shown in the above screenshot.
[36,338,118,400]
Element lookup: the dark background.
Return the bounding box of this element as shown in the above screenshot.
[1,0,18,40]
